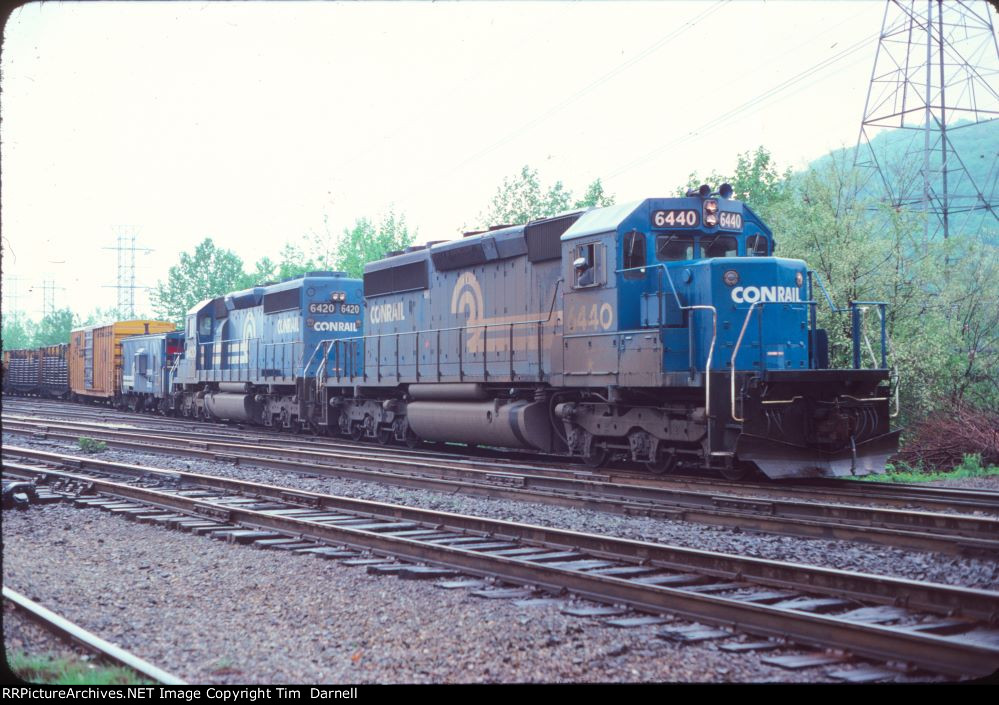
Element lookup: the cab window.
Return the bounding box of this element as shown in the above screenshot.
[573,242,604,288]
[198,315,212,337]
[656,234,695,261]
[747,234,769,256]
[622,230,646,279]
[702,235,738,258]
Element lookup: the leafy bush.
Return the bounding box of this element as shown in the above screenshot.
[77,437,107,454]
[895,405,999,472]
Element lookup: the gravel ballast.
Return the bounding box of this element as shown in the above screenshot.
[4,431,997,591]
[3,503,952,684]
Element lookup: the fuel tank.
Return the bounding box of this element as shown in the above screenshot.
[204,392,263,424]
[406,399,552,451]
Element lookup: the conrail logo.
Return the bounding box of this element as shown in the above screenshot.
[451,272,484,349]
[731,286,802,304]
[314,320,359,332]
[370,301,405,324]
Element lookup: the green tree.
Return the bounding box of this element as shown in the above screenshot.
[680,146,792,221]
[1,313,35,352]
[237,256,279,289]
[151,238,246,324]
[32,308,75,346]
[764,151,999,423]
[275,242,313,281]
[574,178,616,209]
[307,213,340,271]
[79,306,124,327]
[335,210,415,278]
[480,166,615,227]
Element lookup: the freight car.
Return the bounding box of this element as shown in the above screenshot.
[120,330,185,412]
[2,344,69,398]
[306,186,898,479]
[69,320,177,404]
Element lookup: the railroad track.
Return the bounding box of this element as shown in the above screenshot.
[3,586,187,685]
[4,418,999,558]
[6,399,997,515]
[4,447,999,678]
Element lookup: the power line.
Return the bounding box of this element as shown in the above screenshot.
[606,30,881,180]
[450,0,730,173]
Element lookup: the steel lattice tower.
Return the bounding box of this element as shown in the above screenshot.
[40,280,56,318]
[104,228,152,318]
[855,0,999,239]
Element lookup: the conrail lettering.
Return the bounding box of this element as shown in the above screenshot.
[313,320,359,332]
[731,286,802,304]
[370,301,405,324]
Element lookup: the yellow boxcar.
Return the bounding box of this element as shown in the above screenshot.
[69,320,177,401]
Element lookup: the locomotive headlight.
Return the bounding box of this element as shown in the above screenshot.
[795,271,804,287]
[704,199,718,214]
[723,270,740,287]
[705,212,719,227]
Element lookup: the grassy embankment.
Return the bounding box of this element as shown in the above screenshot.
[858,453,999,483]
[5,651,152,685]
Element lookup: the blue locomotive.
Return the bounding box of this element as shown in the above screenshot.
[167,272,363,428]
[149,186,897,480]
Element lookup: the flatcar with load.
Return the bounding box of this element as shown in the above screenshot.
[2,344,69,398]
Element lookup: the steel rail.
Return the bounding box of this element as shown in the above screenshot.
[4,458,998,678]
[4,426,998,559]
[6,402,998,514]
[3,586,187,685]
[13,413,999,517]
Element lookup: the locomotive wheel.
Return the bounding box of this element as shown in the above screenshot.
[404,429,422,449]
[645,447,677,475]
[350,423,364,442]
[376,427,392,445]
[719,459,753,481]
[583,445,609,468]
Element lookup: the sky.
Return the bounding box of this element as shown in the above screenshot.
[1,0,902,319]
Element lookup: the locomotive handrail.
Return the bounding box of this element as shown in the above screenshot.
[729,300,820,422]
[808,271,890,371]
[809,270,842,314]
[730,301,762,423]
[315,279,563,384]
[615,263,717,421]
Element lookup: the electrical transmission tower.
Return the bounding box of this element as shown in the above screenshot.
[104,227,152,318]
[855,0,999,240]
[40,280,64,318]
[3,275,24,317]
